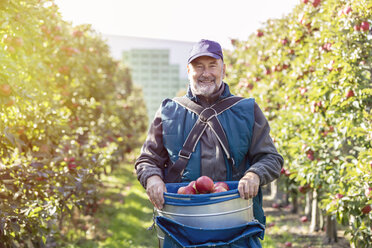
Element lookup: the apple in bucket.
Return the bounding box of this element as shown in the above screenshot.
[177,176,231,194]
[177,185,197,194]
[195,176,215,194]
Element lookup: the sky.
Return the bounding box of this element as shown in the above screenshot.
[54,0,300,50]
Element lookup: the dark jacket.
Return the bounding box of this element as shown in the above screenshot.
[135,83,284,188]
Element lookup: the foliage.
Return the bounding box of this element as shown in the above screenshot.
[225,0,371,246]
[0,0,147,246]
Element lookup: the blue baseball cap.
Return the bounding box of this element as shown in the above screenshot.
[188,39,223,64]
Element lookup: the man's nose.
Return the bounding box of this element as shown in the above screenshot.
[201,68,211,77]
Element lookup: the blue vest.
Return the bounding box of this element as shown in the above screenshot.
[160,84,265,225]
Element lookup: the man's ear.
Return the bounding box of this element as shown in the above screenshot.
[187,64,190,74]
[222,63,226,78]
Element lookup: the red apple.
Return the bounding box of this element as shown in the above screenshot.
[256,30,264,37]
[307,150,315,161]
[361,21,370,32]
[214,186,227,193]
[303,0,309,3]
[345,90,354,98]
[268,222,275,228]
[177,186,186,194]
[354,25,361,31]
[336,193,344,199]
[184,185,197,194]
[343,6,352,15]
[285,242,292,247]
[247,83,254,90]
[188,180,196,188]
[214,182,229,191]
[196,176,215,194]
[312,0,321,7]
[280,168,286,175]
[281,38,289,45]
[361,205,371,214]
[68,163,77,170]
[298,186,308,194]
[272,203,280,209]
[73,30,83,37]
[300,216,308,222]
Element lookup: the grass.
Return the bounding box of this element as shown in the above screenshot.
[63,152,158,248]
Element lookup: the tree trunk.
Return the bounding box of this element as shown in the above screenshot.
[270,180,278,199]
[305,190,312,217]
[325,215,338,243]
[270,179,284,203]
[310,189,320,232]
[291,190,298,214]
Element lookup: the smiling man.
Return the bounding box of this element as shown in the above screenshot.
[135,39,283,226]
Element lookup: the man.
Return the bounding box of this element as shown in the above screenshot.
[135,39,283,220]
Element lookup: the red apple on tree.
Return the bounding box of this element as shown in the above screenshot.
[343,6,352,15]
[336,193,344,199]
[256,30,264,37]
[298,185,309,194]
[361,205,371,214]
[345,90,354,98]
[68,163,77,170]
[312,0,321,7]
[360,21,370,32]
[195,176,215,194]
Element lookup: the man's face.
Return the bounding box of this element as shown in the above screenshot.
[187,56,226,97]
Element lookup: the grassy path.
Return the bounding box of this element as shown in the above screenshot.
[66,153,351,248]
[64,152,158,247]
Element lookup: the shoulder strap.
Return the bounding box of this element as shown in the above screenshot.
[165,96,244,183]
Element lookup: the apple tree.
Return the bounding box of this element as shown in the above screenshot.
[225,0,371,246]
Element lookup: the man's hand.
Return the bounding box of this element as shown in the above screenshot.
[146,175,166,209]
[238,172,260,199]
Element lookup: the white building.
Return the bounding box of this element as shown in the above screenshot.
[102,34,195,120]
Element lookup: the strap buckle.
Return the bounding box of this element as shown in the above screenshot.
[199,108,217,123]
[178,150,192,160]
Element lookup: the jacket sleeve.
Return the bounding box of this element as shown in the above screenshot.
[246,102,284,186]
[134,107,169,188]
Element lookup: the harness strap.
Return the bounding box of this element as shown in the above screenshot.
[165,96,244,183]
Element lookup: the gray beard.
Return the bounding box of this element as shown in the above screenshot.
[191,81,218,97]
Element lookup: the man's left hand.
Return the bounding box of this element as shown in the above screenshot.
[238,172,260,199]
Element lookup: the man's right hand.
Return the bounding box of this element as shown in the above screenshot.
[146,175,166,209]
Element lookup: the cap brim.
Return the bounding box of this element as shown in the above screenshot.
[188,52,222,64]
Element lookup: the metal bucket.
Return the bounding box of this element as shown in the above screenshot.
[154,184,254,247]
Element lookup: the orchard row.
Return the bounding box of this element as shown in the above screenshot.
[0,0,147,246]
[226,0,371,247]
